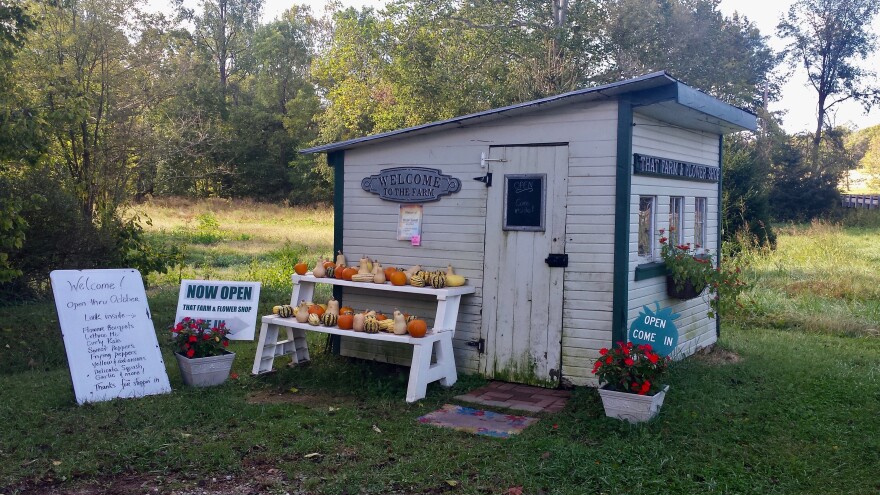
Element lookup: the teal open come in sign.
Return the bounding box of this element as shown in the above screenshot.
[628,303,679,357]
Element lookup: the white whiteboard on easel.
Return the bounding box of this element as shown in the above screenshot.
[50,269,171,404]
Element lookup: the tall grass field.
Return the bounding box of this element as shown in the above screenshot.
[0,199,878,494]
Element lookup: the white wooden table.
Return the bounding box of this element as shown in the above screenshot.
[252,274,475,402]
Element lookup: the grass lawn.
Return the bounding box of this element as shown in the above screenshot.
[1,200,878,494]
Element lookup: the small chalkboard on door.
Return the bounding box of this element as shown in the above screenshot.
[503,174,546,231]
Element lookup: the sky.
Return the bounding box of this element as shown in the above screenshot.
[145,0,880,134]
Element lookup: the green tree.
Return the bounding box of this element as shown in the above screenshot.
[777,0,880,156]
[1,0,177,297]
[0,0,38,283]
[769,127,854,221]
[846,124,880,191]
[721,134,776,250]
[606,0,776,109]
[19,0,153,219]
[177,0,264,117]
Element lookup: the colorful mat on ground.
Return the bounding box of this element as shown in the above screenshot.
[417,404,539,438]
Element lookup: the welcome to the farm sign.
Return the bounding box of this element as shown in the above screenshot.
[361,167,462,203]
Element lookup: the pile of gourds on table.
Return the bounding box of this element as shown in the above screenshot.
[274,251,467,338]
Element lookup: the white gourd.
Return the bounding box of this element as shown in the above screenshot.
[326,297,339,316]
[312,258,326,278]
[373,261,386,284]
[295,300,310,323]
[353,313,365,332]
[358,256,371,275]
[392,310,408,335]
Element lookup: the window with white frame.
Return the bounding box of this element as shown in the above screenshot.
[638,196,655,258]
[669,196,683,246]
[694,197,707,249]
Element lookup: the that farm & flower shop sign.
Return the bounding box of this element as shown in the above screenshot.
[633,153,720,182]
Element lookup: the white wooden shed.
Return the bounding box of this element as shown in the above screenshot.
[302,71,756,387]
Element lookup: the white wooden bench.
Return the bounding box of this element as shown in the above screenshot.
[251,274,475,402]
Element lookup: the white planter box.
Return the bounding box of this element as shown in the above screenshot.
[175,352,235,387]
[597,385,669,423]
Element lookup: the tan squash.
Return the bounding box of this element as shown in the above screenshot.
[312,258,326,278]
[353,313,366,332]
[336,250,347,267]
[326,297,339,317]
[373,261,386,284]
[295,300,310,323]
[392,310,408,335]
[358,256,371,275]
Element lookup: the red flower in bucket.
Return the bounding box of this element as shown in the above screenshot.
[170,319,231,359]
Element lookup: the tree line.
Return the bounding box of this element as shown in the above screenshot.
[0,0,878,298]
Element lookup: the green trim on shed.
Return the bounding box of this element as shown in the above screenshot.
[328,150,344,354]
[634,262,667,281]
[611,98,634,345]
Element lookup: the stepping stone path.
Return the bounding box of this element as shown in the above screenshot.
[454,381,571,414]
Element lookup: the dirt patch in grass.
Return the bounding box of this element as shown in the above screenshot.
[246,389,356,409]
[2,465,296,495]
[693,345,742,365]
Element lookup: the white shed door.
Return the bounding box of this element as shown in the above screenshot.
[480,146,568,386]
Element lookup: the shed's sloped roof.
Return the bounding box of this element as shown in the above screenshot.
[302,71,756,154]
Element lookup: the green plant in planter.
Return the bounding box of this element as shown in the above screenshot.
[659,228,749,318]
[171,317,230,358]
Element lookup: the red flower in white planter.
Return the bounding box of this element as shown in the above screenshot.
[592,341,669,396]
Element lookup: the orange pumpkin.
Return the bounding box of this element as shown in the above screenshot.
[389,271,407,286]
[407,319,428,338]
[335,264,346,279]
[342,267,358,281]
[323,260,335,270]
[307,305,325,316]
[337,314,354,330]
[383,266,399,282]
[375,313,387,321]
[339,306,354,315]
[294,262,308,275]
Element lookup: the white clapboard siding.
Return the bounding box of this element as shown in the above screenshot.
[339,100,620,384]
[626,112,720,359]
[556,104,618,385]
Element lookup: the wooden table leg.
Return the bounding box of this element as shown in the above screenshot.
[406,341,434,403]
[436,333,458,387]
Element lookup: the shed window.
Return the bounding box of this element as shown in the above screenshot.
[638,196,655,258]
[694,197,707,249]
[669,196,683,245]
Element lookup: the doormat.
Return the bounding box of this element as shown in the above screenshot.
[417,404,539,438]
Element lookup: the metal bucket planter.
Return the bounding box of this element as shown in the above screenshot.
[597,385,669,423]
[175,351,235,387]
[665,275,705,300]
